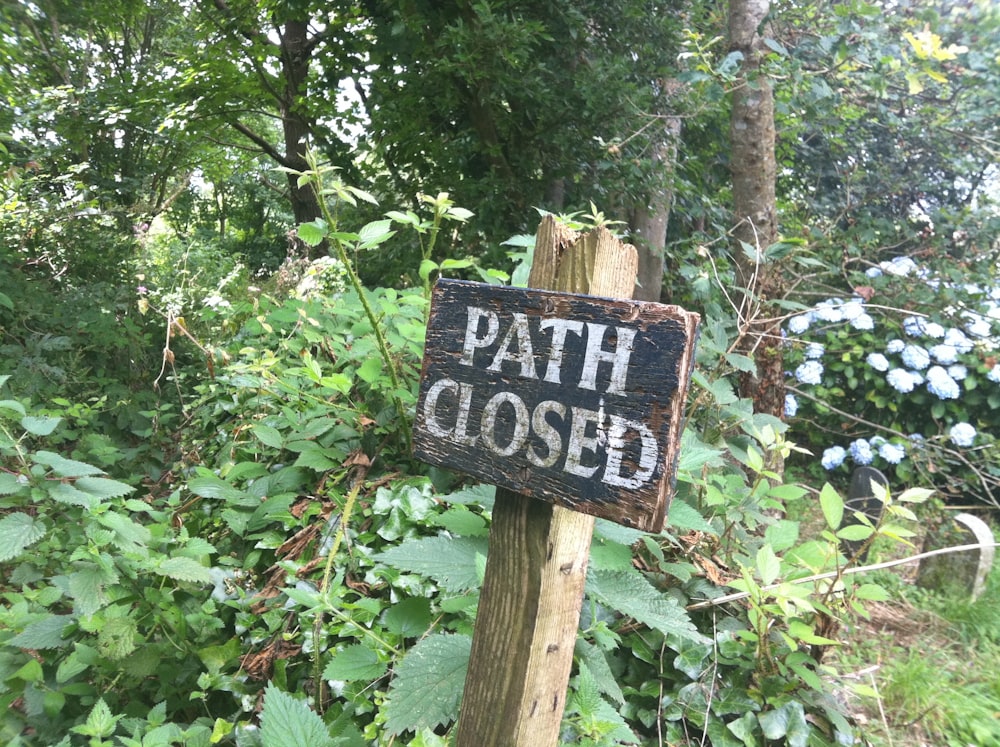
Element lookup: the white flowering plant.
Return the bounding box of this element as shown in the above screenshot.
[783,255,1000,507]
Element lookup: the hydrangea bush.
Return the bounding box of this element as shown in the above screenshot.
[784,255,1000,506]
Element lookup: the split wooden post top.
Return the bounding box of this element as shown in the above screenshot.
[412,215,700,746]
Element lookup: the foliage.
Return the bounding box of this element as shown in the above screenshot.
[784,253,1000,506]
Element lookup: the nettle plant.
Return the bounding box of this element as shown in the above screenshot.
[784,254,1000,506]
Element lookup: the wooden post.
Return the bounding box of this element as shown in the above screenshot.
[453,216,638,745]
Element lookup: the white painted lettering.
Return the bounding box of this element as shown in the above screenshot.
[481,391,530,457]
[539,318,585,385]
[564,406,601,478]
[579,323,636,395]
[452,380,478,446]
[423,378,460,438]
[602,415,658,488]
[527,400,566,468]
[460,307,499,366]
[486,312,537,379]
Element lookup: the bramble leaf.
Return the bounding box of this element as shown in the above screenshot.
[384,634,471,736]
[260,683,336,747]
[0,512,46,562]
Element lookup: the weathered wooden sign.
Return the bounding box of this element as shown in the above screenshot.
[413,278,699,532]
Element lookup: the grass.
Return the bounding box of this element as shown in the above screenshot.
[828,528,1000,747]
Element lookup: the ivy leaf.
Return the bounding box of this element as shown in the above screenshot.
[20,415,61,436]
[587,569,705,643]
[0,512,46,562]
[260,683,336,747]
[322,644,387,682]
[384,633,471,736]
[376,537,488,592]
[156,557,212,584]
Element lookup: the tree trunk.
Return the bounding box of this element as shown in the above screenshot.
[278,19,324,256]
[729,0,785,423]
[630,112,681,302]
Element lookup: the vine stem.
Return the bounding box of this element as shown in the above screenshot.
[686,541,1000,611]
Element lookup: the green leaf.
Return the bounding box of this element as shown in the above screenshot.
[854,583,890,601]
[667,499,715,533]
[0,291,13,310]
[8,614,74,649]
[358,219,395,247]
[836,524,874,542]
[0,471,22,496]
[384,633,471,736]
[97,616,137,660]
[71,699,120,739]
[382,597,433,638]
[376,537,488,593]
[0,512,46,562]
[356,356,383,384]
[756,544,780,586]
[156,557,211,584]
[49,482,101,509]
[75,476,135,499]
[297,219,329,247]
[587,569,705,643]
[32,450,105,477]
[97,511,151,554]
[575,639,625,705]
[322,644,388,682]
[20,415,61,436]
[260,683,336,747]
[819,483,844,530]
[253,425,284,449]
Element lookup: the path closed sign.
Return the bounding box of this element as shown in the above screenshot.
[413,279,700,532]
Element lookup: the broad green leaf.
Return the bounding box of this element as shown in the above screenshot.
[0,399,26,416]
[8,614,74,649]
[854,583,891,601]
[253,424,284,449]
[260,683,336,747]
[376,537,488,593]
[382,598,432,638]
[0,292,12,310]
[897,487,933,503]
[188,474,248,502]
[764,519,800,552]
[156,557,211,584]
[75,476,134,499]
[575,639,625,705]
[819,483,844,530]
[836,524,874,542]
[32,450,105,477]
[97,511,151,553]
[587,569,705,643]
[49,482,101,509]
[0,512,46,562]
[297,219,328,247]
[97,616,137,660]
[384,633,471,736]
[756,544,780,586]
[358,219,395,247]
[322,644,387,682]
[667,499,715,534]
[71,699,120,739]
[356,356,383,384]
[20,415,61,436]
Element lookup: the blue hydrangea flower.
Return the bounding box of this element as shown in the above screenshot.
[878,442,906,464]
[886,339,905,354]
[929,344,958,365]
[784,394,798,418]
[815,301,844,323]
[944,328,973,354]
[841,301,864,321]
[821,445,847,469]
[795,360,824,385]
[887,368,917,393]
[949,422,977,447]
[867,352,890,372]
[805,342,825,359]
[988,364,1000,383]
[965,316,992,338]
[909,370,925,386]
[948,364,967,381]
[926,366,960,399]
[924,322,945,339]
[884,257,917,277]
[849,439,874,465]
[787,314,812,335]
[901,344,930,370]
[866,266,883,278]
[903,316,927,336]
[851,313,875,331]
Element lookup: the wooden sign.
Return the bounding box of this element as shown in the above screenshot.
[413,278,699,532]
